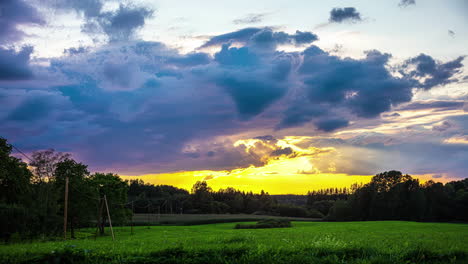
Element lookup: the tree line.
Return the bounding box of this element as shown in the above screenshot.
[307,171,468,222]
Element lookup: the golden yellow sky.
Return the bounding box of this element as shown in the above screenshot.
[121,137,450,194]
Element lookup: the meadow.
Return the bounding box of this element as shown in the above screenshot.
[1,221,467,264]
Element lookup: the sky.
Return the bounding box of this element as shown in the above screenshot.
[1,0,467,194]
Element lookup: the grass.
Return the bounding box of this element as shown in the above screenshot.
[1,221,467,263]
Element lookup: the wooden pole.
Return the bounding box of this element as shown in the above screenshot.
[63,176,69,240]
[131,201,134,235]
[103,195,115,241]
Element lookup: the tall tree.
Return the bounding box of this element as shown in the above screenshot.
[30,149,70,183]
[89,173,130,235]
[54,159,93,238]
[0,138,32,204]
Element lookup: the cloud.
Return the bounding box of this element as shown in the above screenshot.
[448,30,455,38]
[270,147,293,156]
[1,27,465,176]
[314,118,350,132]
[329,7,362,23]
[383,113,401,117]
[443,135,468,145]
[101,5,154,42]
[0,46,34,80]
[47,0,154,42]
[63,46,89,55]
[201,27,318,49]
[83,4,154,42]
[399,0,416,7]
[51,0,103,18]
[233,13,267,25]
[397,100,465,111]
[0,0,45,44]
[403,54,465,89]
[432,121,452,132]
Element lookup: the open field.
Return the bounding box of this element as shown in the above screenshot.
[132,213,319,225]
[1,221,467,264]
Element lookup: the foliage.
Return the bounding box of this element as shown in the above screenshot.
[234,219,292,229]
[305,170,468,222]
[0,138,33,205]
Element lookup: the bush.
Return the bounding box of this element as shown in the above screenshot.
[306,209,324,218]
[234,219,292,229]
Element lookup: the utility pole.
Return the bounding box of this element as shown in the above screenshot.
[63,176,69,240]
[103,195,115,241]
[131,201,134,235]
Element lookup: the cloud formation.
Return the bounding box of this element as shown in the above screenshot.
[82,4,154,42]
[0,46,34,80]
[329,7,362,23]
[201,27,318,49]
[0,0,44,44]
[399,0,416,7]
[1,25,466,177]
[233,13,267,25]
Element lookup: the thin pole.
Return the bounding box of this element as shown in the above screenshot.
[131,201,134,235]
[103,195,115,241]
[63,176,69,240]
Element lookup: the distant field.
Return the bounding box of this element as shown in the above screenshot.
[132,213,319,225]
[1,221,467,263]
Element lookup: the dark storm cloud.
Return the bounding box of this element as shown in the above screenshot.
[314,118,349,132]
[403,54,465,89]
[279,48,412,129]
[98,5,154,42]
[0,46,34,80]
[329,7,362,23]
[201,27,318,49]
[201,27,263,48]
[0,0,44,43]
[399,0,416,7]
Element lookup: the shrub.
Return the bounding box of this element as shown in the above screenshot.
[306,209,324,218]
[234,219,292,229]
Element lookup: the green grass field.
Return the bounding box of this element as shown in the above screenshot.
[1,221,467,264]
